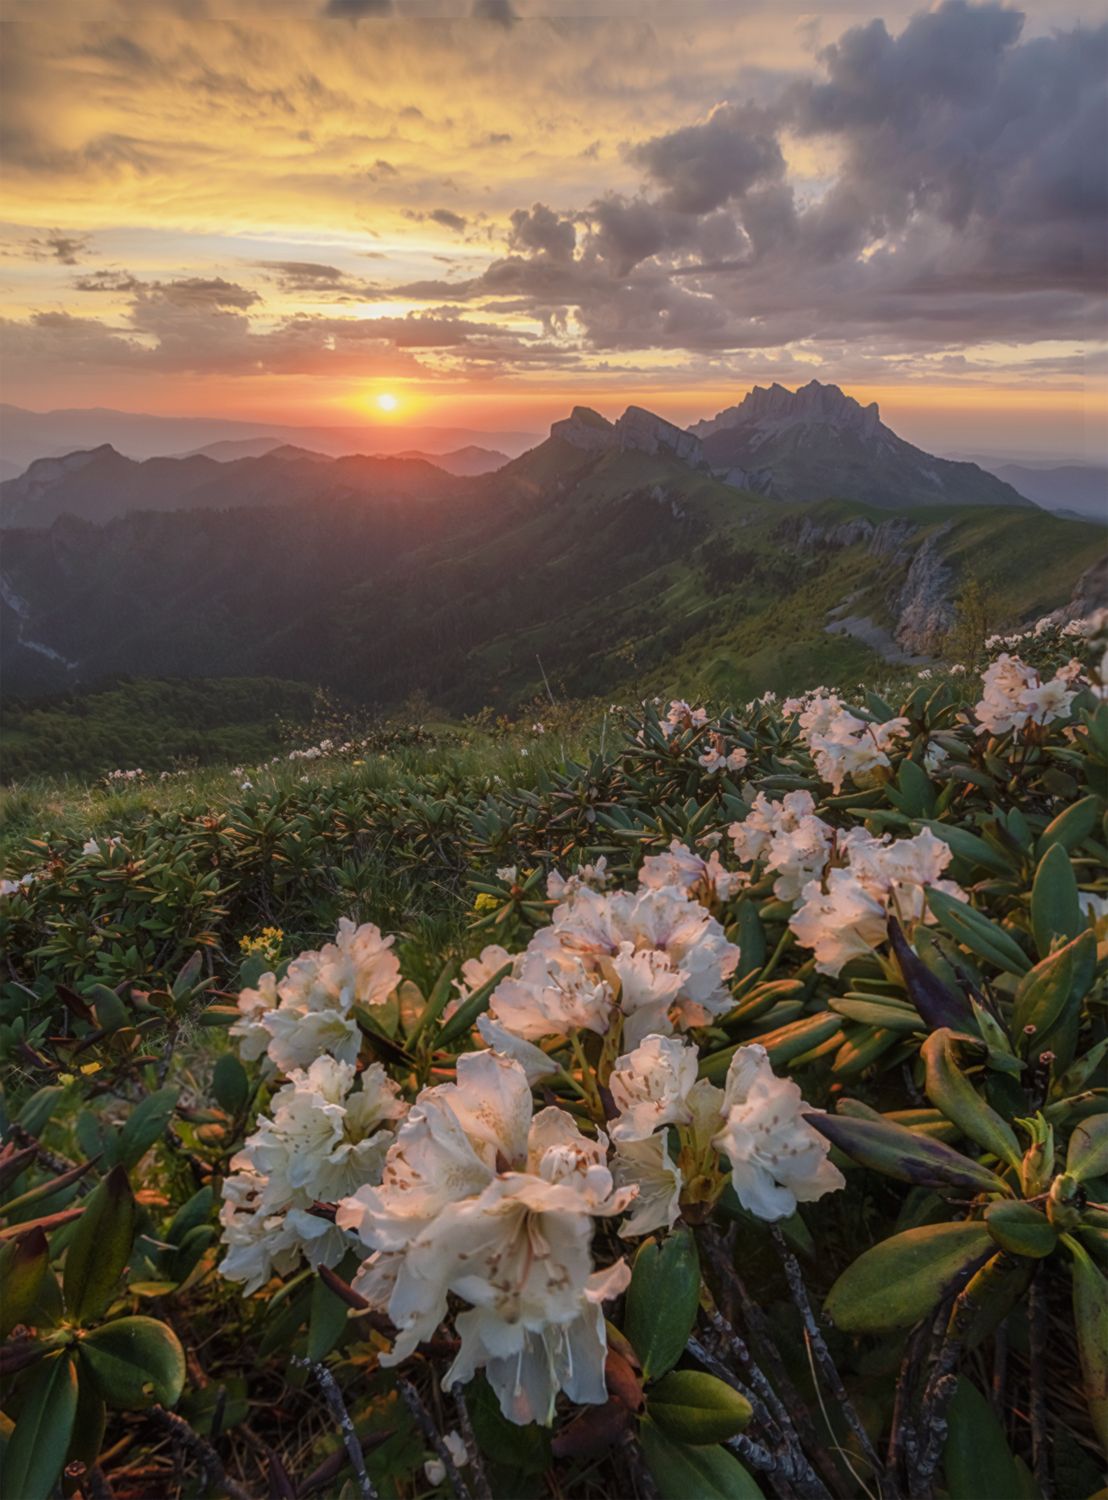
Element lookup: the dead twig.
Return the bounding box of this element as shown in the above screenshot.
[293,1356,378,1500]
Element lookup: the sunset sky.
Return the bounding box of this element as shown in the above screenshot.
[1,0,1105,458]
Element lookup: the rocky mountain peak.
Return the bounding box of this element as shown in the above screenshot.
[691,380,882,440]
[549,404,704,465]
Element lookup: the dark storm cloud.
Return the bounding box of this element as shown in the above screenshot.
[388,1,1106,361]
[629,102,784,215]
[507,204,576,261]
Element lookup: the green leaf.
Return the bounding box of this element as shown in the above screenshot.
[916,821,1014,878]
[307,1273,349,1361]
[921,1030,1021,1170]
[1036,794,1101,857]
[984,1200,1057,1260]
[78,1315,186,1410]
[825,1222,993,1334]
[647,1370,752,1444]
[944,1378,1024,1500]
[1030,843,1082,959]
[211,1054,249,1115]
[0,1226,48,1339]
[640,1418,764,1500]
[1069,1241,1108,1452]
[468,1374,552,1472]
[926,888,1030,976]
[2,1352,78,1500]
[116,1086,179,1170]
[735,900,766,980]
[16,1087,65,1138]
[1067,1115,1108,1184]
[1011,930,1095,1050]
[625,1228,701,1380]
[807,1111,1008,1196]
[63,1164,135,1323]
[436,961,513,1047]
[405,958,457,1046]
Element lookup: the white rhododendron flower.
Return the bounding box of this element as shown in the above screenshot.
[639,839,742,902]
[798,694,910,793]
[218,1057,405,1292]
[230,919,400,1072]
[975,654,1077,736]
[788,828,965,976]
[546,856,610,900]
[788,869,888,977]
[486,946,613,1042]
[608,1033,698,1142]
[337,1052,633,1425]
[533,884,740,1047]
[730,790,834,902]
[712,1045,844,1221]
[612,1134,683,1237]
[697,736,749,775]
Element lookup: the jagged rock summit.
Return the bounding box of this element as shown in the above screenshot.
[689,379,1032,511]
[691,380,883,441]
[551,405,704,466]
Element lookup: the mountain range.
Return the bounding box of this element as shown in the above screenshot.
[0,403,536,472]
[1,385,1103,714]
[0,382,1039,529]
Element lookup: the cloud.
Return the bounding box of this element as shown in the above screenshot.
[1,0,1103,408]
[321,0,394,17]
[25,231,95,264]
[508,203,576,261]
[472,0,517,24]
[629,102,784,214]
[428,208,468,233]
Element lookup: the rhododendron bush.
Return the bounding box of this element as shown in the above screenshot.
[1,618,1106,1498]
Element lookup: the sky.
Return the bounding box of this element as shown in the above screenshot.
[1,0,1105,458]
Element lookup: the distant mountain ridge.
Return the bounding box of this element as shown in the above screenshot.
[691,381,1032,510]
[0,444,460,528]
[974,461,1106,522]
[0,403,538,471]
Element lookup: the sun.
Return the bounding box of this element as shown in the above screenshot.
[375,392,399,413]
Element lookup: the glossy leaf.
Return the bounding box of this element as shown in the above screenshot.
[1030,842,1082,960]
[926,888,1030,976]
[887,917,974,1031]
[117,1086,179,1170]
[1070,1241,1108,1452]
[211,1053,249,1115]
[1067,1115,1108,1184]
[624,1228,700,1381]
[63,1163,135,1323]
[2,1352,78,1500]
[640,1418,764,1500]
[78,1315,186,1410]
[0,1226,48,1339]
[921,1029,1021,1169]
[806,1111,1007,1195]
[944,1378,1024,1500]
[825,1222,993,1333]
[647,1370,752,1444]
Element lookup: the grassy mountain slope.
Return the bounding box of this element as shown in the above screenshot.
[1,437,1102,718]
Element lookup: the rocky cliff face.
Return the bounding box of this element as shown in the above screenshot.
[550,406,617,453]
[691,380,1032,511]
[893,527,954,655]
[549,405,704,466]
[692,381,882,441]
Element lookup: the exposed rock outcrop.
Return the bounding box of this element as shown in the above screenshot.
[550,406,616,452]
[693,381,881,441]
[549,405,705,466]
[892,527,954,655]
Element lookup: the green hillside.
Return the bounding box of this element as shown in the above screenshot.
[1,439,1103,752]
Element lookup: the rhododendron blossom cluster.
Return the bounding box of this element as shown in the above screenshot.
[231,918,401,1071]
